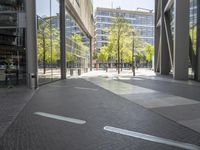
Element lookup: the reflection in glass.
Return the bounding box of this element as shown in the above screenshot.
[36,0,61,84]
[65,11,90,76]
[0,0,26,87]
[189,0,197,78]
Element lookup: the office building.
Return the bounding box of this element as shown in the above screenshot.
[94,7,154,52]
[0,0,94,88]
[155,0,200,81]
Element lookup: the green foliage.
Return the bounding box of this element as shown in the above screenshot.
[37,18,60,64]
[98,16,144,64]
[135,50,144,63]
[98,46,109,62]
[93,51,98,60]
[66,51,76,62]
[71,33,89,62]
[190,25,197,54]
[72,33,82,43]
[144,43,154,62]
[123,50,132,63]
[105,16,132,62]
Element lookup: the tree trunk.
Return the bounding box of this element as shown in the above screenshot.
[42,33,46,74]
[117,35,120,74]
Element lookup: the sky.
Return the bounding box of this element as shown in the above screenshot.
[93,0,154,12]
[36,0,155,17]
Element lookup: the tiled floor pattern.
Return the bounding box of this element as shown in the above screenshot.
[87,77,200,133]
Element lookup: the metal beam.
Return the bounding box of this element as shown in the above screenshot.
[156,18,161,28]
[164,0,174,13]
[90,38,93,71]
[164,14,173,69]
[196,0,200,80]
[154,0,160,72]
[173,0,189,80]
[160,0,170,75]
[60,0,66,79]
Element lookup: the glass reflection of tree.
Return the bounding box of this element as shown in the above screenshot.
[190,25,197,55]
[71,34,89,68]
[37,16,60,74]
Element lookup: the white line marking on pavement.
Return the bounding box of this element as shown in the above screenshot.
[34,112,86,125]
[74,87,98,91]
[104,126,200,150]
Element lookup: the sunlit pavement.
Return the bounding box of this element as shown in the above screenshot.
[81,68,156,79]
[83,68,200,133]
[1,69,200,150]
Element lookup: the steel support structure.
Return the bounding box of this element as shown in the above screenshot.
[155,0,190,80]
[25,0,38,89]
[60,0,66,79]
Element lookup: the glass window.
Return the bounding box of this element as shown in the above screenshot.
[0,0,26,87]
[36,0,61,84]
[65,10,90,76]
[189,0,197,79]
[76,0,80,6]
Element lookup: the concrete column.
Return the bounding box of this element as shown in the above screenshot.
[25,0,38,89]
[173,0,189,80]
[160,0,170,75]
[60,0,66,79]
[90,38,93,71]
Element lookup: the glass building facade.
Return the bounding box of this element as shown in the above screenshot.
[0,0,26,87]
[0,0,93,88]
[65,11,90,76]
[36,0,61,84]
[189,0,198,79]
[95,7,154,52]
[155,0,200,81]
[36,0,91,85]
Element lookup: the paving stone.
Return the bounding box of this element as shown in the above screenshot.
[0,79,200,150]
[180,118,200,133]
[152,103,200,122]
[0,87,34,138]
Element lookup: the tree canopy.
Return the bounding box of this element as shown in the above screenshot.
[97,15,146,65]
[144,43,154,62]
[98,46,109,62]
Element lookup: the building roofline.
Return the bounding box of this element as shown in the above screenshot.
[95,7,154,15]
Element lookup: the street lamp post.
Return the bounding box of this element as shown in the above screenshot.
[132,31,135,76]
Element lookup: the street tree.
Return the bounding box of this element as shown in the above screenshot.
[98,46,109,71]
[103,16,145,73]
[144,43,154,68]
[107,16,134,73]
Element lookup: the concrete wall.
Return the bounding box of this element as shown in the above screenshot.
[67,0,94,38]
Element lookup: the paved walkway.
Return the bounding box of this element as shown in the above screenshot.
[0,87,34,138]
[1,76,200,150]
[83,69,200,133]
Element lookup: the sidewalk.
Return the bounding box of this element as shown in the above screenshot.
[0,87,34,138]
[1,79,200,150]
[84,68,200,87]
[1,69,200,149]
[83,69,200,133]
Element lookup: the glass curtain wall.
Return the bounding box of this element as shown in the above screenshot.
[36,0,61,84]
[0,0,26,87]
[189,0,197,79]
[65,10,90,76]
